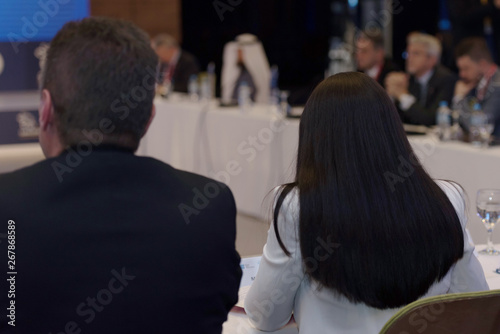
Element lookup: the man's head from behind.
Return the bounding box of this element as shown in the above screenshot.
[355,29,385,71]
[455,37,494,85]
[39,17,158,157]
[405,32,441,77]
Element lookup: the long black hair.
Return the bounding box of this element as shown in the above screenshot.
[273,72,464,309]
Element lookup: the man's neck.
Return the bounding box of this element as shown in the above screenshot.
[415,67,434,81]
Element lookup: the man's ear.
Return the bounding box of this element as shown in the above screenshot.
[142,105,156,137]
[39,89,54,131]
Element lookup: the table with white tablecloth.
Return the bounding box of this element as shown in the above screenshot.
[139,96,500,244]
[138,96,300,221]
[408,136,500,244]
[2,92,500,244]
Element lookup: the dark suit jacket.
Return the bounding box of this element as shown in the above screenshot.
[377,58,400,88]
[0,146,241,333]
[173,50,200,93]
[359,58,400,88]
[457,69,500,140]
[397,65,457,126]
[480,69,500,138]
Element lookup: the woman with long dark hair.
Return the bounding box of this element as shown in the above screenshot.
[244,72,488,333]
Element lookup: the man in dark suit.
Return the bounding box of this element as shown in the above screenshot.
[355,29,399,88]
[386,32,457,126]
[0,18,241,334]
[152,34,200,93]
[454,37,500,139]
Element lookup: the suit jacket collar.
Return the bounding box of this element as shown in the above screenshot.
[61,144,135,157]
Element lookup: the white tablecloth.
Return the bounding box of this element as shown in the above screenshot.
[139,96,500,244]
[0,143,44,173]
[2,93,500,244]
[138,96,300,219]
[409,136,500,244]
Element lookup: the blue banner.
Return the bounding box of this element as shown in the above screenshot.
[0,0,89,92]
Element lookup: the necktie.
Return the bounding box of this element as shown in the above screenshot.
[419,82,427,106]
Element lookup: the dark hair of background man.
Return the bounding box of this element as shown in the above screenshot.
[42,17,158,151]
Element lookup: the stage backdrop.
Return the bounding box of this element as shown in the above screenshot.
[0,0,89,91]
[0,0,88,145]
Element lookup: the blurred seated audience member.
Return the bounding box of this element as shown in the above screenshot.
[0,18,241,333]
[447,0,500,65]
[454,37,500,138]
[355,29,399,88]
[152,33,200,93]
[244,72,489,333]
[221,34,271,105]
[385,32,457,126]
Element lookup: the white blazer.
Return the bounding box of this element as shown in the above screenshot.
[244,181,490,333]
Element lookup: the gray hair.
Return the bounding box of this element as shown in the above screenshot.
[152,34,179,49]
[407,32,442,59]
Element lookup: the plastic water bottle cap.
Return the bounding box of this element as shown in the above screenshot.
[473,103,481,111]
[439,101,448,107]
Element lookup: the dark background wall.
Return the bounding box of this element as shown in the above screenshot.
[392,0,440,68]
[90,0,182,41]
[181,0,331,97]
[90,0,443,99]
[180,0,441,99]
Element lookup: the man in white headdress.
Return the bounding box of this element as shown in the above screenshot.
[221,34,271,105]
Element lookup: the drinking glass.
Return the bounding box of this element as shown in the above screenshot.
[476,189,500,255]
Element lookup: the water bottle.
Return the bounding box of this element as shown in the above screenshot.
[200,75,210,100]
[188,75,199,101]
[436,101,451,141]
[238,81,251,112]
[279,90,291,117]
[469,103,487,147]
[450,109,463,141]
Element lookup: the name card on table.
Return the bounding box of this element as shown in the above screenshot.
[236,256,262,309]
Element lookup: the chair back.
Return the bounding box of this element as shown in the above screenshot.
[379,290,500,334]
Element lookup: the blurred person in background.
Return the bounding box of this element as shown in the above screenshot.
[355,29,399,88]
[221,34,271,105]
[385,32,457,126]
[454,37,500,138]
[152,33,200,93]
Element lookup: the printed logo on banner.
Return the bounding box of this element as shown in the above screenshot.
[34,43,49,85]
[16,112,39,139]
